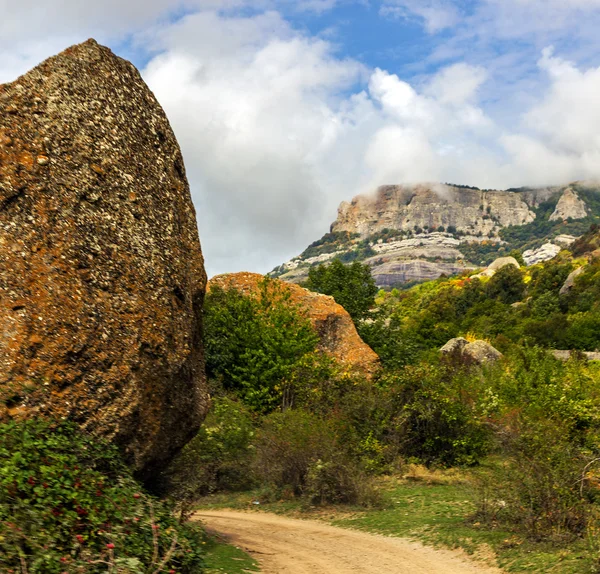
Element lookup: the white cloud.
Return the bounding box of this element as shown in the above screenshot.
[380,0,460,33]
[3,2,600,275]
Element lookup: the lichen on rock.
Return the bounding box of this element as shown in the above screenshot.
[0,39,208,479]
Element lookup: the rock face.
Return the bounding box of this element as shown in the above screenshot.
[208,272,379,376]
[440,337,502,364]
[0,40,208,478]
[332,184,537,238]
[559,267,585,295]
[523,243,562,265]
[549,188,588,221]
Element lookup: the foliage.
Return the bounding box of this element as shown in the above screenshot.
[485,264,526,304]
[251,409,340,495]
[0,419,204,573]
[304,259,378,322]
[203,280,319,412]
[159,397,256,503]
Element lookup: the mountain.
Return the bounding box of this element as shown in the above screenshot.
[271,181,600,288]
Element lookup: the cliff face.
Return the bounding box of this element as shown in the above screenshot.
[273,182,599,288]
[332,184,537,237]
[0,40,208,479]
[209,272,379,376]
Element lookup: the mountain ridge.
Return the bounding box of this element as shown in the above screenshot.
[271,181,600,288]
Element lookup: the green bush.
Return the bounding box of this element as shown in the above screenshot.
[159,397,256,503]
[252,410,342,496]
[204,280,318,412]
[0,419,204,573]
[304,259,377,322]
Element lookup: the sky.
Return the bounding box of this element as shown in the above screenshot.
[2,1,600,276]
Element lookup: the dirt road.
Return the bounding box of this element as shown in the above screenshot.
[197,510,502,574]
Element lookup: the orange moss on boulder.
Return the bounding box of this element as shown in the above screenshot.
[0,40,208,479]
[209,272,379,376]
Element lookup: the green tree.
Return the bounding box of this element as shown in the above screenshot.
[485,264,526,304]
[203,279,319,411]
[304,259,378,321]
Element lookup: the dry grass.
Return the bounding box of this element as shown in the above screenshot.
[402,464,469,486]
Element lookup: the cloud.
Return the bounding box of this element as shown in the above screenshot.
[380,0,460,32]
[142,10,368,274]
[2,2,600,275]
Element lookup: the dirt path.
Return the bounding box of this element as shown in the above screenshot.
[197,510,503,574]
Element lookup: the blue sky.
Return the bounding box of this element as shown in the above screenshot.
[2,0,600,275]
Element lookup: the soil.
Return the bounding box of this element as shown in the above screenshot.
[196,510,503,574]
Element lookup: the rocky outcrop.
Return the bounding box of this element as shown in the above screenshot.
[552,350,600,362]
[0,40,208,479]
[523,243,562,265]
[332,184,536,238]
[549,188,588,221]
[441,337,502,364]
[209,272,379,376]
[559,267,585,295]
[369,259,475,287]
[472,256,520,278]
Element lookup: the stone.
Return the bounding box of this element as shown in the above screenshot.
[549,188,588,221]
[208,272,379,376]
[0,40,208,479]
[471,256,520,278]
[440,337,469,356]
[463,340,503,364]
[523,243,561,265]
[559,267,585,295]
[440,338,502,365]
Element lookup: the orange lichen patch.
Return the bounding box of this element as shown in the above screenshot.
[209,272,379,377]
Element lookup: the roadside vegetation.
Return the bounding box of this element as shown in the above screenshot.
[166,225,600,573]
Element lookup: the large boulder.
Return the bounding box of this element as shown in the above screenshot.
[208,272,379,376]
[0,40,208,479]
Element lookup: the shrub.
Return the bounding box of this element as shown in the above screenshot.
[251,410,341,496]
[304,259,378,322]
[203,280,318,412]
[0,419,204,573]
[159,397,256,504]
[305,460,380,506]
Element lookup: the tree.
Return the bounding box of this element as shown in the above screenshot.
[203,280,319,411]
[486,264,526,304]
[304,259,378,322]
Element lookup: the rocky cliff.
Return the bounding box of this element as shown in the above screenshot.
[273,182,600,288]
[332,183,541,238]
[0,40,208,479]
[209,272,379,376]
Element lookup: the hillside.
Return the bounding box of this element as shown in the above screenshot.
[271,181,600,288]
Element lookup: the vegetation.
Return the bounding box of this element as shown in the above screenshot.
[204,280,318,412]
[163,227,600,571]
[303,259,378,321]
[0,419,204,573]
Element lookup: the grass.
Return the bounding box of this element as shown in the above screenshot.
[197,465,600,573]
[202,533,260,574]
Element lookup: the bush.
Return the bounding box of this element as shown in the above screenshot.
[0,419,204,573]
[252,410,340,496]
[304,259,378,322]
[305,460,380,506]
[204,280,318,412]
[159,397,256,503]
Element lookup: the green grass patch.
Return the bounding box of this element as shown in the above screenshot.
[203,533,260,574]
